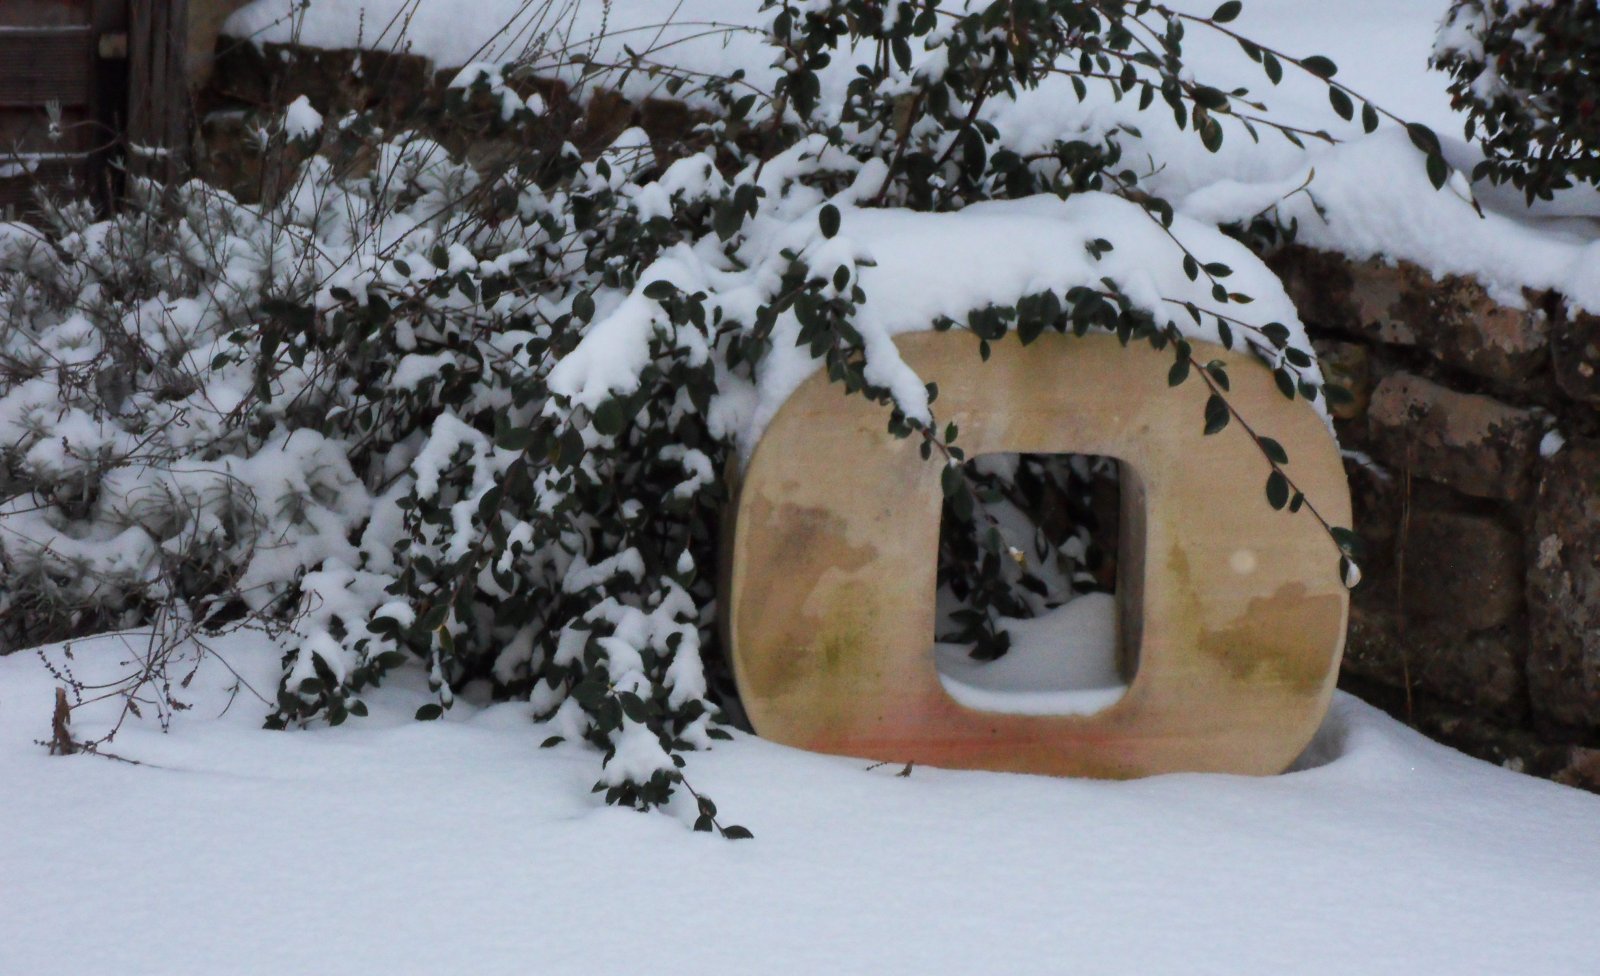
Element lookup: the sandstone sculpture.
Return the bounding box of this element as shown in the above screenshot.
[725,331,1352,778]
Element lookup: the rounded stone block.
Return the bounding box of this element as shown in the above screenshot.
[726,332,1351,778]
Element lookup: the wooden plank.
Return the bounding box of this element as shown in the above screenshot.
[0,1,92,29]
[0,28,97,106]
[0,1,101,211]
[93,0,129,34]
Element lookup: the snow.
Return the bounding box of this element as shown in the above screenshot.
[786,190,1320,443]
[548,180,1327,460]
[224,0,777,100]
[937,592,1126,716]
[1180,129,1600,312]
[1,630,1597,976]
[282,94,322,140]
[224,0,1600,310]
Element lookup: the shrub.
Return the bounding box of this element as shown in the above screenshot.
[1434,0,1600,200]
[1,0,1408,830]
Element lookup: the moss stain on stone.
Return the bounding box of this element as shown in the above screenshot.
[1199,582,1341,698]
[735,492,880,708]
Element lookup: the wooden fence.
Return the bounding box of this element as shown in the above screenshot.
[0,0,191,217]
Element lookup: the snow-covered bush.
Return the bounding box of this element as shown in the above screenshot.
[2,0,1416,829]
[1434,0,1600,200]
[0,183,369,649]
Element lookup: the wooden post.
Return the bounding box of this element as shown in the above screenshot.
[127,0,189,182]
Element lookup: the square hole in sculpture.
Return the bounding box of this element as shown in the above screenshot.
[934,452,1130,716]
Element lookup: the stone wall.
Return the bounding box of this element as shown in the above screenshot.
[1271,246,1600,792]
[196,42,696,205]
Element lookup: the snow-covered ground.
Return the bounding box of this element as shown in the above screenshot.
[1,630,1596,976]
[937,592,1128,715]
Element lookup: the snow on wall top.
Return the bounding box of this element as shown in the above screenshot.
[223,0,778,93]
[223,0,1600,313]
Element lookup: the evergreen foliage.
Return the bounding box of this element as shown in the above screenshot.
[0,0,1413,830]
[1434,0,1600,200]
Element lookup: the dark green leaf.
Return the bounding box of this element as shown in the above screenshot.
[1405,121,1441,156]
[1212,1,1242,23]
[495,426,536,452]
[1266,470,1289,510]
[1329,87,1353,121]
[1302,55,1338,79]
[593,399,628,437]
[573,290,595,322]
[1330,526,1364,558]
[1204,394,1230,435]
[570,679,609,707]
[618,692,649,723]
[1193,86,1229,111]
[1260,322,1290,348]
[940,463,962,498]
[819,204,841,239]
[1426,152,1448,190]
[1263,53,1283,84]
[1258,436,1288,465]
